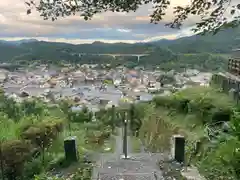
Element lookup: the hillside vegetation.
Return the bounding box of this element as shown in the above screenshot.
[1,27,238,71]
[0,90,116,180]
[133,86,240,180]
[151,27,240,54]
[1,81,240,180]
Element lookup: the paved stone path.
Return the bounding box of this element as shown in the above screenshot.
[92,128,164,180]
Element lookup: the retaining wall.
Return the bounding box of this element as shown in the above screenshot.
[211,73,240,103]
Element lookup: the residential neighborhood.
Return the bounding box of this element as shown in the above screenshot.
[0,63,212,112]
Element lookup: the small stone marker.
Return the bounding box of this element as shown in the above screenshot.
[64,136,78,162]
[171,135,185,164]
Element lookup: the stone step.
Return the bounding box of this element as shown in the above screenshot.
[98,172,158,180]
[181,166,206,180]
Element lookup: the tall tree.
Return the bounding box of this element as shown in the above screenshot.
[26,0,240,34]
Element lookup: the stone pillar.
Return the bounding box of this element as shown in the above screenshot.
[219,74,225,87]
[222,78,228,92]
[229,88,236,100]
[234,90,240,104]
[229,79,236,90]
[171,135,185,164]
[64,136,78,162]
[211,74,217,84]
[237,83,240,104]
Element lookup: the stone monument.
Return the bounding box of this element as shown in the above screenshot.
[171,135,185,164]
[64,136,78,162]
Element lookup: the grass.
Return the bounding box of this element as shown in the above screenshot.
[48,121,115,163]
[140,86,239,179]
[158,108,205,141]
[139,107,205,154]
[102,135,115,153]
[130,136,142,153]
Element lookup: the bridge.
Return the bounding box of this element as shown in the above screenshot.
[71,53,150,62]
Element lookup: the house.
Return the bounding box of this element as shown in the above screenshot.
[85,75,95,84]
[0,69,8,83]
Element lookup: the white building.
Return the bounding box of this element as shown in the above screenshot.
[0,69,8,83]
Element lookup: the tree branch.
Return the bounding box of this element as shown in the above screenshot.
[25,0,240,34]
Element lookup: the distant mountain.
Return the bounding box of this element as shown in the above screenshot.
[0,34,230,72]
[150,27,240,53]
[0,27,239,65]
[0,39,38,46]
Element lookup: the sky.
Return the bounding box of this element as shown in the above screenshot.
[0,0,204,44]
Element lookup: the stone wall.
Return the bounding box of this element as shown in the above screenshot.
[211,73,240,103]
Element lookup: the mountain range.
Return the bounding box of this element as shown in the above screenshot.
[0,27,239,64]
[0,39,38,45]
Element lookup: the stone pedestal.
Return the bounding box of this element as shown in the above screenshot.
[64,136,78,162]
[120,155,131,159]
[171,135,185,164]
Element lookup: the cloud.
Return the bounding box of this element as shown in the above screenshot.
[0,37,138,44]
[0,0,201,43]
[117,29,132,33]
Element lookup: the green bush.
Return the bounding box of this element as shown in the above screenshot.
[69,107,93,123]
[198,138,240,180]
[1,140,31,180]
[154,87,234,124]
[47,153,68,169]
[153,96,176,108]
[211,109,232,123]
[23,157,43,179]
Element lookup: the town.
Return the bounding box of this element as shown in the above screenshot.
[0,63,212,112]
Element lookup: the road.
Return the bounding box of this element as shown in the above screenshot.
[92,128,164,180]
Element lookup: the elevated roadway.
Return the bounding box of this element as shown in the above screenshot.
[76,53,150,62]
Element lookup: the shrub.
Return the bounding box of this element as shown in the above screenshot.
[211,109,232,123]
[21,120,64,166]
[47,153,67,169]
[1,140,31,180]
[69,108,93,123]
[153,96,175,108]
[154,87,234,124]
[198,138,240,180]
[23,157,43,179]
